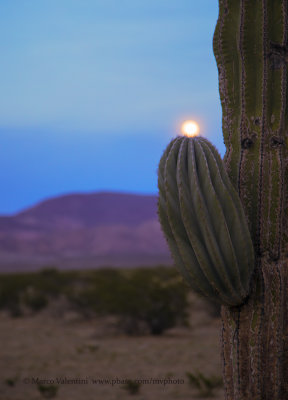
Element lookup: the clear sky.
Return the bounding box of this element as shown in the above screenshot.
[0,0,223,215]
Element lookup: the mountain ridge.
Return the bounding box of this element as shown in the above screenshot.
[0,192,171,271]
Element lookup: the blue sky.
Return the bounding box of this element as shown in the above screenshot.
[0,0,223,214]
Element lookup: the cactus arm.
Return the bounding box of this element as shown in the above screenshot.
[164,139,222,300]
[177,140,224,296]
[199,139,254,288]
[178,139,241,303]
[189,140,245,298]
[186,140,240,301]
[158,138,217,298]
[157,138,204,295]
[158,136,254,307]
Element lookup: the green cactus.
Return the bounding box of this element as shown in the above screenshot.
[158,1,288,399]
[158,136,254,306]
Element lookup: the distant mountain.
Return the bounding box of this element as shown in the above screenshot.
[0,192,172,271]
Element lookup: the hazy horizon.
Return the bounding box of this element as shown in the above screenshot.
[0,189,159,217]
[0,1,224,214]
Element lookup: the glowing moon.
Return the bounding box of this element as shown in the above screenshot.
[181,120,200,137]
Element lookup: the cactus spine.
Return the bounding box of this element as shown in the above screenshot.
[214,1,288,399]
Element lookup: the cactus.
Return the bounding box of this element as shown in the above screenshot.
[158,1,288,399]
[158,136,254,306]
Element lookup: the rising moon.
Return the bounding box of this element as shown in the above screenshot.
[181,120,200,137]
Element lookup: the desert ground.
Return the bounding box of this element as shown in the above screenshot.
[0,298,224,400]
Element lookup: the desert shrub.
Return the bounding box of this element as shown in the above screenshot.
[0,273,32,316]
[4,377,18,387]
[23,287,48,312]
[122,380,141,395]
[186,371,223,397]
[118,268,189,335]
[33,268,75,297]
[67,269,125,318]
[37,384,59,398]
[69,267,189,335]
[0,266,189,330]
[0,268,77,316]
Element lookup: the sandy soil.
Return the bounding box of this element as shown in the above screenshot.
[0,298,224,400]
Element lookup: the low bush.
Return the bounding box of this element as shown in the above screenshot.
[0,266,190,335]
[0,268,77,315]
[23,288,48,312]
[37,384,59,399]
[69,267,189,335]
[186,371,223,397]
[0,273,31,316]
[4,377,18,387]
[122,380,141,395]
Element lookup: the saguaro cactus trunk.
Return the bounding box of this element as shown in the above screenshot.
[213,1,288,399]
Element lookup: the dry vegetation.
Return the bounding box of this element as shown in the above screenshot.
[0,267,224,400]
